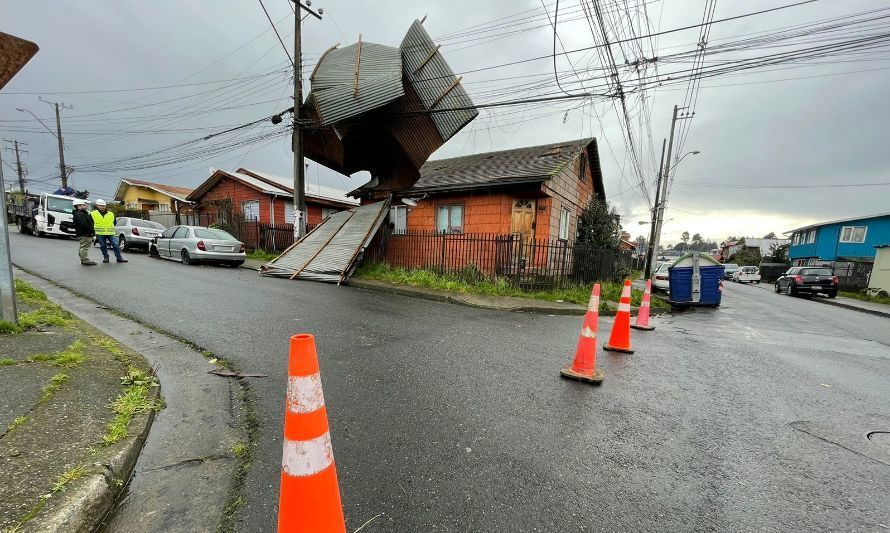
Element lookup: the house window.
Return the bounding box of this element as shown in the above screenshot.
[389,206,407,234]
[242,200,260,220]
[807,229,816,244]
[126,202,138,209]
[839,226,867,243]
[284,207,295,224]
[321,207,338,220]
[436,204,463,233]
[578,154,588,181]
[558,207,570,240]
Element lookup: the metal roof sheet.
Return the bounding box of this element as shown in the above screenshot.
[236,168,359,205]
[308,41,404,126]
[785,211,890,233]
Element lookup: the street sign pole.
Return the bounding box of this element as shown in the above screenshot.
[0,159,18,323]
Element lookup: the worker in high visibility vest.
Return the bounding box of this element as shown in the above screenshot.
[91,199,128,264]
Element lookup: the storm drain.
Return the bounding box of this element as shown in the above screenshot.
[791,420,890,466]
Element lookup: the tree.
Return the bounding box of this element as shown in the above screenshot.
[576,196,621,249]
[634,235,648,247]
[729,247,761,266]
[762,231,777,239]
[681,231,690,247]
[765,242,789,263]
[692,233,703,245]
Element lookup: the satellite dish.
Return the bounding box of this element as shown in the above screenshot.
[401,198,418,207]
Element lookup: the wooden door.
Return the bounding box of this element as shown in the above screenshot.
[511,199,536,260]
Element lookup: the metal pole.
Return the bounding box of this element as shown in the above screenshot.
[0,160,18,323]
[644,138,667,279]
[651,105,680,268]
[54,102,67,189]
[292,7,306,239]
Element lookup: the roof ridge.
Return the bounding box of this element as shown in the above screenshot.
[421,137,595,167]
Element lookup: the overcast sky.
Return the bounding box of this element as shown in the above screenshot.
[2,0,889,244]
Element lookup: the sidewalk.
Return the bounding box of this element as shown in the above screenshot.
[0,279,158,532]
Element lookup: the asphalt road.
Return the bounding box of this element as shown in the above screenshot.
[9,233,890,532]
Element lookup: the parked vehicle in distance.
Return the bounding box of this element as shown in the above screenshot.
[732,266,761,283]
[6,192,85,237]
[149,225,246,266]
[115,217,165,252]
[722,263,740,279]
[652,262,671,292]
[775,266,838,297]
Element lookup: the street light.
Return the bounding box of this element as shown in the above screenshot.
[15,108,57,138]
[670,150,701,172]
[639,218,673,225]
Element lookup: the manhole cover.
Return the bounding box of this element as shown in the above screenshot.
[867,431,890,452]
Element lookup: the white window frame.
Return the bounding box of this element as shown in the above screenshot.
[389,206,407,234]
[321,207,338,220]
[806,229,816,244]
[436,204,463,233]
[839,225,867,243]
[558,207,570,241]
[242,200,260,220]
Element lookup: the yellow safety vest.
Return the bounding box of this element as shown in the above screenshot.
[91,210,116,236]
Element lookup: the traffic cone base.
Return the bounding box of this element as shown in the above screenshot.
[560,366,604,384]
[603,343,635,354]
[630,323,655,331]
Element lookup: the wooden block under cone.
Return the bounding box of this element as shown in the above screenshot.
[603,344,635,354]
[630,324,655,331]
[560,367,604,384]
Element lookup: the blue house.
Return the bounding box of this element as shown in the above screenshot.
[787,212,890,265]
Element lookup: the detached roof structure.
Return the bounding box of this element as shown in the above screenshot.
[114,178,194,203]
[303,19,477,194]
[351,138,605,198]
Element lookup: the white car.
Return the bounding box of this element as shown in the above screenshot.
[652,262,671,292]
[732,265,761,283]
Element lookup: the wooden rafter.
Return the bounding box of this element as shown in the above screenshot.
[430,76,462,109]
[353,34,363,97]
[413,44,441,74]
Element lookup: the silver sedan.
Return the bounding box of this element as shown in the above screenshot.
[149,225,246,266]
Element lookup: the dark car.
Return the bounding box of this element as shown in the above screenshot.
[775,266,838,298]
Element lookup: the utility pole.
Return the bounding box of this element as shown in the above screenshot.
[644,138,667,279]
[40,98,72,189]
[649,105,685,275]
[289,1,322,239]
[5,140,28,194]
[0,145,17,323]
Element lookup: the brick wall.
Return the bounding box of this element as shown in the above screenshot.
[195,175,332,225]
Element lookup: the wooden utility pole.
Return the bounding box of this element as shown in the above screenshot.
[644,138,667,279]
[11,140,27,193]
[649,105,683,272]
[39,98,71,189]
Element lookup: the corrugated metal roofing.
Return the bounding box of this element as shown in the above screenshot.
[400,20,477,141]
[229,171,291,195]
[236,168,359,205]
[309,42,404,126]
[785,211,890,233]
[401,138,596,193]
[261,200,390,283]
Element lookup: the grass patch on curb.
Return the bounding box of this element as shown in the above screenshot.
[0,320,23,334]
[0,357,17,366]
[7,415,28,434]
[51,464,87,493]
[41,373,68,402]
[246,249,278,262]
[839,290,890,306]
[102,369,162,447]
[354,263,669,310]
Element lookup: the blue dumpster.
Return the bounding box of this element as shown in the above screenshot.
[668,252,725,307]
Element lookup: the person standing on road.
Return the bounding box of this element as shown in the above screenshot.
[90,199,128,264]
[72,199,97,266]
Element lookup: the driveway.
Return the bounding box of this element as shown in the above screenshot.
[9,232,890,532]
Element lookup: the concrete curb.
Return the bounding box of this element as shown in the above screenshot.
[808,297,890,318]
[31,403,157,533]
[346,278,673,317]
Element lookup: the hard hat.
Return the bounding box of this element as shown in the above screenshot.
[72,199,87,207]
[95,199,107,206]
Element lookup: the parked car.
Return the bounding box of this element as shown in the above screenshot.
[652,262,671,292]
[722,263,740,279]
[775,266,838,297]
[732,266,761,283]
[149,225,246,266]
[115,217,166,252]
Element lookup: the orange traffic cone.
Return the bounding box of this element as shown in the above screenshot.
[560,283,604,384]
[631,279,655,331]
[278,334,346,533]
[603,280,635,354]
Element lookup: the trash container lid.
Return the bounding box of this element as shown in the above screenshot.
[668,251,723,269]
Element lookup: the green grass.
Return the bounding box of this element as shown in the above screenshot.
[103,376,163,446]
[14,279,48,304]
[51,464,87,493]
[355,263,669,310]
[41,372,68,402]
[0,357,17,366]
[840,290,890,306]
[17,304,73,329]
[246,249,278,262]
[0,320,23,334]
[54,340,86,368]
[7,415,28,434]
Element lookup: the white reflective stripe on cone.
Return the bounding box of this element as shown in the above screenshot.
[587,296,600,312]
[617,302,631,313]
[620,285,631,298]
[281,431,334,477]
[640,300,650,308]
[287,374,325,414]
[580,326,596,338]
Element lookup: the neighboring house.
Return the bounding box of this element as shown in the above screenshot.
[619,239,636,252]
[786,212,890,265]
[186,168,357,226]
[718,237,789,262]
[351,138,605,244]
[113,178,194,212]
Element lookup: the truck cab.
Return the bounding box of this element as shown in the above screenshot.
[32,194,84,237]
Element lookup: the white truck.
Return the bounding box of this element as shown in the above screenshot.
[6,192,88,238]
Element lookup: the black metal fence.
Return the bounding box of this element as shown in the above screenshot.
[366,229,632,289]
[834,261,871,291]
[145,211,300,252]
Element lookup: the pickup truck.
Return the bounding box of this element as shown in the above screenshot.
[6,192,87,238]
